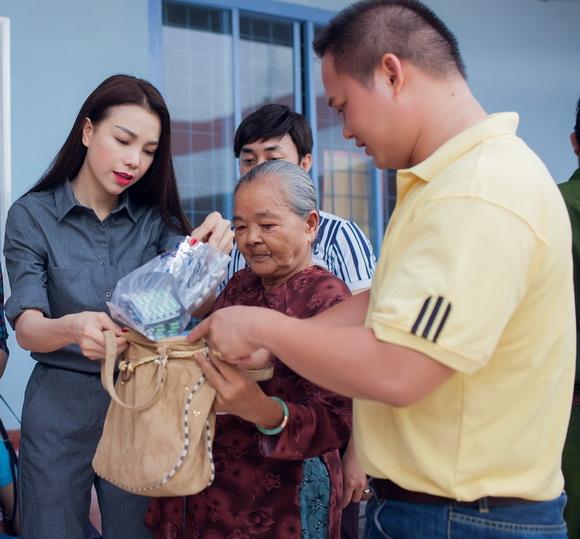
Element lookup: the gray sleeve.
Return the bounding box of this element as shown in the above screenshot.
[3,201,51,327]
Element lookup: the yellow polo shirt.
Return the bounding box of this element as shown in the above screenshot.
[355,113,575,501]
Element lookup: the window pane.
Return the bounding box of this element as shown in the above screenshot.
[239,14,295,116]
[313,27,373,241]
[162,2,235,226]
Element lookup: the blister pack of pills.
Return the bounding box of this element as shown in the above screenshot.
[107,238,230,340]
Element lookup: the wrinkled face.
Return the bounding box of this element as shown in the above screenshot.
[322,54,412,170]
[233,174,318,289]
[81,104,161,196]
[238,134,311,176]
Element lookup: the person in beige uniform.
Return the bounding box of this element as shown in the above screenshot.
[188,1,575,537]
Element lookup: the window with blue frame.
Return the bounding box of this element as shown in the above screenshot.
[158,0,395,253]
[239,14,296,115]
[162,2,235,225]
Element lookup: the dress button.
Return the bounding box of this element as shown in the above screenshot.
[100,260,106,266]
[105,291,112,299]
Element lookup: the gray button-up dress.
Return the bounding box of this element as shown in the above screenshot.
[3,180,184,538]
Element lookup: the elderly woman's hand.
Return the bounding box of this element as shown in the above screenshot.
[190,211,234,254]
[194,350,284,427]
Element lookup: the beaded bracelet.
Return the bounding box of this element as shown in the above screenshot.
[255,396,289,435]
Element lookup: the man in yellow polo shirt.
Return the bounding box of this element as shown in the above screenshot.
[189,1,574,537]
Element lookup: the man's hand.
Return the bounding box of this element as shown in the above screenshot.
[188,306,276,364]
[340,436,370,508]
[191,211,234,254]
[240,348,272,370]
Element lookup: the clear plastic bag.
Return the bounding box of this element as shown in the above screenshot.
[107,238,230,340]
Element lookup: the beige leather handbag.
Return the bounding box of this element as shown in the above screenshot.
[93,329,217,497]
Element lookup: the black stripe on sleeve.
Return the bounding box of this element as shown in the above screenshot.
[411,297,432,335]
[422,296,443,338]
[432,303,452,343]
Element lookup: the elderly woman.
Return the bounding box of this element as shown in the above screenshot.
[146,160,352,538]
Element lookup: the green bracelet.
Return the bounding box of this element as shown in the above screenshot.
[255,396,289,435]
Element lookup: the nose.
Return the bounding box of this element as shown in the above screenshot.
[342,125,354,141]
[124,146,140,170]
[246,224,262,245]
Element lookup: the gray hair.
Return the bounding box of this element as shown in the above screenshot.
[235,160,318,220]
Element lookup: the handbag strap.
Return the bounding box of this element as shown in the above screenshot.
[102,330,168,412]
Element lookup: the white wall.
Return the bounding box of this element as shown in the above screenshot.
[432,0,579,181]
[286,0,580,181]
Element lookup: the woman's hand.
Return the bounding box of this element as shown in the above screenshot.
[341,436,370,508]
[194,351,283,427]
[65,312,127,361]
[191,211,234,254]
[15,309,126,358]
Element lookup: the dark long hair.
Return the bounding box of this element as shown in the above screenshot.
[29,74,191,235]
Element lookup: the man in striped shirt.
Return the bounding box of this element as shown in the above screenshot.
[227,104,376,294]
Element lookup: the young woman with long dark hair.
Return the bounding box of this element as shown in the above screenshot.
[3,74,233,538]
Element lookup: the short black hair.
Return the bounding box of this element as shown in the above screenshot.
[313,0,466,85]
[575,97,580,141]
[233,104,313,160]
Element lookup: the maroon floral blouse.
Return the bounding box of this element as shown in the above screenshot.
[146,265,352,538]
